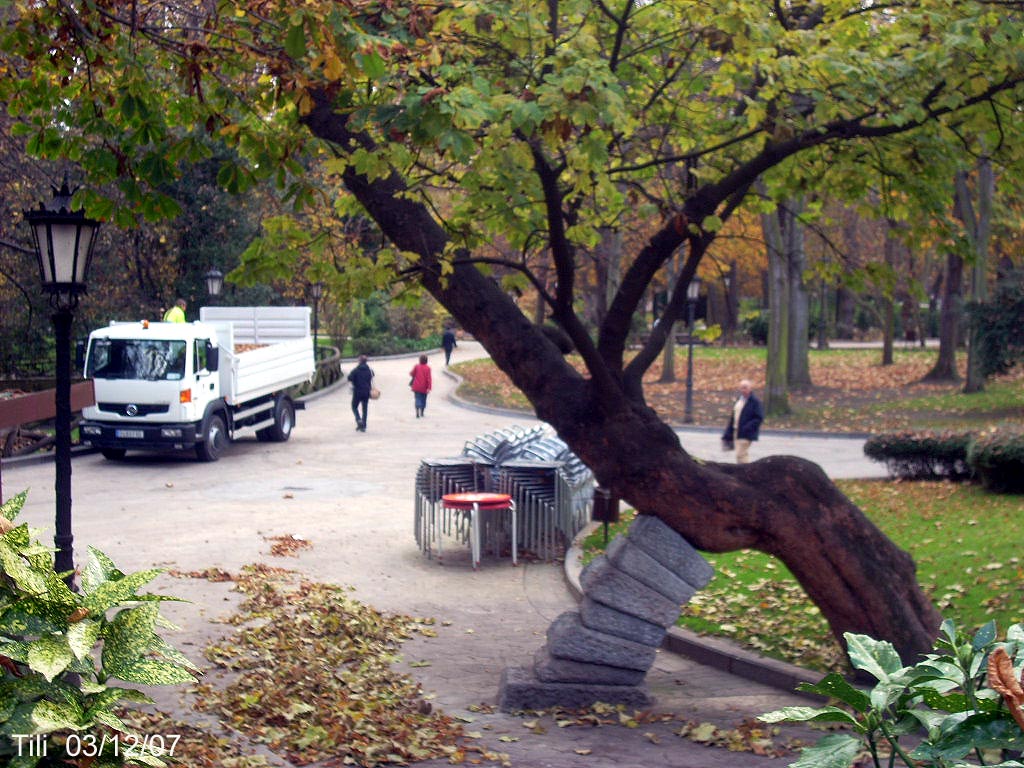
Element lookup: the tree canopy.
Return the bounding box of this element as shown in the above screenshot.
[3,0,1024,661]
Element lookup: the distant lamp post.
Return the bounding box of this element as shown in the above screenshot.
[309,281,324,353]
[24,177,101,587]
[684,276,702,424]
[205,267,224,303]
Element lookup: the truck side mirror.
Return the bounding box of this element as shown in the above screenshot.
[206,342,219,372]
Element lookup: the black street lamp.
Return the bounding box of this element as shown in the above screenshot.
[205,267,224,303]
[310,281,323,353]
[683,276,702,424]
[24,178,101,587]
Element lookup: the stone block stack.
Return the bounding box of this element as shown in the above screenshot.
[498,514,714,710]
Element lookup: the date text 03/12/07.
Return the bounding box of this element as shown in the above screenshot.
[13,732,182,758]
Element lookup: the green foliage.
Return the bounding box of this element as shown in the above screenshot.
[863,431,975,481]
[761,620,1024,768]
[0,491,199,767]
[741,310,769,346]
[865,427,1024,493]
[348,333,441,357]
[967,273,1024,381]
[966,426,1024,494]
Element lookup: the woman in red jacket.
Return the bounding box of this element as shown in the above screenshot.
[409,354,432,418]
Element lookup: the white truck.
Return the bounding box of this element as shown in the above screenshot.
[80,306,315,461]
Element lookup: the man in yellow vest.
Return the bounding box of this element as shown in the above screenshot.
[163,298,187,323]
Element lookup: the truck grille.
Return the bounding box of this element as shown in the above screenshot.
[97,402,171,417]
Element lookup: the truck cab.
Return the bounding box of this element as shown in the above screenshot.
[81,307,314,461]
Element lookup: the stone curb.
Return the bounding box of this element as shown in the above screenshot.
[564,522,823,700]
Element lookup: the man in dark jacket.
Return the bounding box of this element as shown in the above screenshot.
[347,355,375,432]
[722,379,764,463]
[442,327,457,366]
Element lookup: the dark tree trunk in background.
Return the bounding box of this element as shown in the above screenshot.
[786,197,812,389]
[923,253,963,382]
[835,284,856,339]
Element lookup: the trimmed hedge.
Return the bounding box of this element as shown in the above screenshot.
[865,427,1024,494]
[966,426,1024,494]
[863,431,975,481]
[349,333,442,357]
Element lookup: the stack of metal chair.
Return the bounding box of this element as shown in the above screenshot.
[414,426,595,563]
[413,457,488,559]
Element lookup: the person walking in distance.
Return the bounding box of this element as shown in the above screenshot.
[721,379,764,463]
[409,354,432,418]
[347,355,375,432]
[442,326,457,366]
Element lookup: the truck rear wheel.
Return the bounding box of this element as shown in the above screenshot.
[196,413,228,462]
[101,448,127,461]
[257,397,294,443]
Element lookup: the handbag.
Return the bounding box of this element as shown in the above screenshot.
[369,387,381,400]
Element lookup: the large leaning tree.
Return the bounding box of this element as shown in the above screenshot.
[4,0,1023,662]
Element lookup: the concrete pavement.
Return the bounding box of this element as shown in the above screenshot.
[0,342,883,766]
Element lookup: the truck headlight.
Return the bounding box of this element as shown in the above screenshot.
[160,428,183,438]
[81,425,101,436]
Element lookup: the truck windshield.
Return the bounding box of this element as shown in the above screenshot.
[86,339,187,381]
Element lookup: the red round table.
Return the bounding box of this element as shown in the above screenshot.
[440,492,517,568]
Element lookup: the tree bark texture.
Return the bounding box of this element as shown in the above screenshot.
[923,252,962,382]
[300,92,941,664]
[762,203,791,415]
[955,162,994,394]
[785,198,812,389]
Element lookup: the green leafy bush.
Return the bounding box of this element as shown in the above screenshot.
[863,431,975,481]
[762,619,1024,768]
[967,426,1024,494]
[348,333,441,357]
[0,491,199,767]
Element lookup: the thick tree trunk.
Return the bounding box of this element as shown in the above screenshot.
[659,322,677,382]
[593,227,622,329]
[958,161,994,394]
[835,284,855,339]
[762,205,790,415]
[881,225,898,366]
[922,252,962,382]
[301,93,941,665]
[785,198,812,389]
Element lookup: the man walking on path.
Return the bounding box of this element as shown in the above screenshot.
[442,326,457,365]
[722,378,764,463]
[347,354,375,431]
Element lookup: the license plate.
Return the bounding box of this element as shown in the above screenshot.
[115,429,145,439]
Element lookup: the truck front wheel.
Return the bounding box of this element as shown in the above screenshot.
[257,397,295,443]
[196,413,229,462]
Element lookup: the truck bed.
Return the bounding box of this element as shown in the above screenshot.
[200,307,315,406]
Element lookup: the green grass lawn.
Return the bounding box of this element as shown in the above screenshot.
[453,347,1024,433]
[580,480,1024,673]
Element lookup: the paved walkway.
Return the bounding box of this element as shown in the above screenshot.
[2,342,885,766]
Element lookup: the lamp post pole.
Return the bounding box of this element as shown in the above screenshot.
[52,306,74,578]
[25,177,100,588]
[683,276,701,424]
